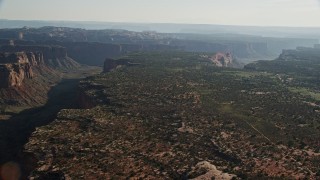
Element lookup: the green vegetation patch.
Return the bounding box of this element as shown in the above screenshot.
[289,87,320,101]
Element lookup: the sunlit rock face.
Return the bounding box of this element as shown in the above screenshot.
[0,47,80,88]
[0,45,79,69]
[0,52,42,88]
[210,52,234,67]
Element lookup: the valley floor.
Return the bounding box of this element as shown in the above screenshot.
[23,52,320,179]
[0,66,101,179]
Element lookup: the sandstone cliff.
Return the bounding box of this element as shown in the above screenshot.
[0,45,80,89]
[210,52,234,67]
[0,44,82,109]
[0,51,62,109]
[0,45,80,69]
[0,52,44,88]
[200,52,242,68]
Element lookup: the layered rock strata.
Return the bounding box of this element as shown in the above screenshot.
[0,52,44,88]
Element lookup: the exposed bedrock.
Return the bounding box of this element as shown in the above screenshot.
[0,52,43,88]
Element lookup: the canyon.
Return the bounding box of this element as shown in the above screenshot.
[0,26,318,66]
[0,26,319,179]
[0,44,82,111]
[0,50,100,179]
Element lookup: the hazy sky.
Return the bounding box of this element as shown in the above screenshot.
[0,0,320,27]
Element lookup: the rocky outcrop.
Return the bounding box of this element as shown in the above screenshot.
[0,46,80,88]
[188,161,237,179]
[0,52,45,88]
[0,64,28,88]
[26,52,45,66]
[210,52,233,67]
[0,45,80,109]
[200,52,243,68]
[0,45,80,69]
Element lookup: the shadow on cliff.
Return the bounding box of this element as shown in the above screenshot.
[0,78,80,179]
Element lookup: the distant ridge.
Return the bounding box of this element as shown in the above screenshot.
[1,19,320,38]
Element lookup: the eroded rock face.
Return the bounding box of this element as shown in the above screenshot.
[0,44,81,89]
[0,52,43,88]
[26,52,45,66]
[210,52,234,67]
[188,161,237,180]
[0,45,80,69]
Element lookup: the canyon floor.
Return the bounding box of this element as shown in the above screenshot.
[0,66,101,179]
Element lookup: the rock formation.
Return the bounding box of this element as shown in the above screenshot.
[0,45,80,69]
[0,43,81,110]
[0,52,44,88]
[210,52,234,67]
[0,46,80,88]
[188,161,237,179]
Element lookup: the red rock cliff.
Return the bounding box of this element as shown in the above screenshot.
[0,45,80,69]
[0,52,44,88]
[210,52,234,67]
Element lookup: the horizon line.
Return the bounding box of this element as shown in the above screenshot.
[1,18,320,29]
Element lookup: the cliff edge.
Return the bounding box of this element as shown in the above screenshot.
[0,45,80,69]
[0,52,44,88]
